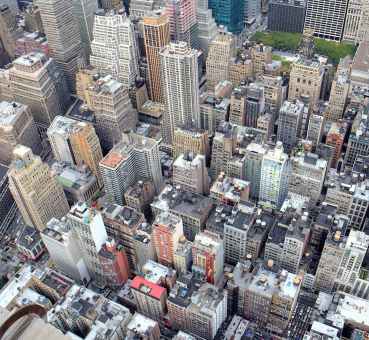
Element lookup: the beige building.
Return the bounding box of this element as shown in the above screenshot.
[229,86,247,126]
[326,57,351,122]
[8,53,68,131]
[75,66,97,109]
[0,4,19,59]
[8,145,69,230]
[229,55,253,86]
[173,126,210,160]
[206,29,236,90]
[143,10,170,103]
[0,101,42,165]
[250,44,272,76]
[173,153,210,194]
[343,0,369,43]
[288,58,324,108]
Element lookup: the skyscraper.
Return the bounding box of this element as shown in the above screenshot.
[90,11,139,87]
[160,42,200,144]
[0,101,42,165]
[0,4,19,60]
[8,53,69,132]
[37,0,85,92]
[259,142,290,209]
[143,10,170,103]
[206,29,235,90]
[152,212,184,267]
[71,0,98,59]
[196,0,217,55]
[8,145,69,231]
[89,75,137,150]
[209,0,244,33]
[304,0,349,41]
[165,0,198,48]
[343,0,369,43]
[47,116,103,185]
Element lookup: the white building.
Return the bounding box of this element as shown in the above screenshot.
[90,11,139,87]
[41,217,90,283]
[259,141,290,209]
[160,41,200,144]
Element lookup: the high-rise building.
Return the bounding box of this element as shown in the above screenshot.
[259,142,290,209]
[288,152,327,202]
[143,10,170,103]
[192,230,224,284]
[196,0,217,56]
[47,115,103,185]
[260,75,286,123]
[244,83,265,128]
[124,180,156,218]
[306,113,325,148]
[326,57,351,122]
[173,126,210,160]
[0,4,19,59]
[71,0,98,59]
[288,58,324,107]
[8,145,69,231]
[268,0,306,33]
[66,203,108,286]
[89,75,137,150]
[0,101,42,165]
[244,142,268,200]
[100,0,124,10]
[209,0,244,33]
[326,122,346,168]
[173,153,210,194]
[277,100,304,153]
[160,42,200,144]
[41,217,91,283]
[244,0,261,25]
[304,0,349,41]
[8,53,69,132]
[0,164,16,233]
[206,30,235,90]
[343,0,369,43]
[165,0,199,48]
[126,313,161,340]
[229,86,247,126]
[90,11,139,87]
[152,212,184,267]
[250,44,272,76]
[37,0,85,92]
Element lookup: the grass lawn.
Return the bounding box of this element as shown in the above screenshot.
[251,31,357,64]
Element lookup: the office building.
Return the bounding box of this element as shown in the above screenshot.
[89,75,137,150]
[143,10,170,103]
[268,0,306,33]
[288,58,324,107]
[229,54,253,87]
[304,0,349,41]
[173,153,209,194]
[168,275,227,339]
[100,203,145,273]
[326,57,351,122]
[0,164,16,233]
[206,30,235,90]
[131,275,167,320]
[229,86,247,126]
[66,203,108,286]
[90,11,139,87]
[259,142,290,209]
[41,217,90,283]
[343,0,369,43]
[209,0,244,33]
[37,0,85,92]
[152,212,184,267]
[124,180,155,218]
[231,261,301,335]
[277,100,304,153]
[192,230,224,284]
[160,42,200,144]
[306,113,324,148]
[133,222,157,272]
[8,53,69,131]
[51,162,100,204]
[15,31,49,57]
[151,184,213,241]
[326,122,346,168]
[8,146,69,231]
[196,0,217,55]
[165,0,198,48]
[47,115,103,185]
[0,4,20,59]
[16,225,45,261]
[244,142,268,200]
[173,126,210,160]
[100,0,123,10]
[23,4,44,34]
[244,83,265,128]
[173,238,193,273]
[250,44,272,76]
[126,313,161,340]
[0,101,41,165]
[244,0,261,25]
[71,0,98,59]
[288,152,327,202]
